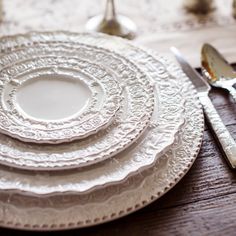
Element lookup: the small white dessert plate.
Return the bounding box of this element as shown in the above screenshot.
[0,54,122,144]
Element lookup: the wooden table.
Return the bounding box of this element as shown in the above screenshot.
[1,0,236,234]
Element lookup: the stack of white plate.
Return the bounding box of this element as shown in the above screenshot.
[0,31,204,231]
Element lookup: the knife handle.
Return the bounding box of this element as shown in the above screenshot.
[199,95,236,169]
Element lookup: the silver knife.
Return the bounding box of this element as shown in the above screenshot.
[171,46,236,169]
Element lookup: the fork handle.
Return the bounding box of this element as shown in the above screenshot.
[199,95,236,169]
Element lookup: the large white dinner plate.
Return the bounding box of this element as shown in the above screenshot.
[0,32,204,230]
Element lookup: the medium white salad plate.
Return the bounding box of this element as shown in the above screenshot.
[0,42,154,146]
[0,32,204,231]
[0,42,157,170]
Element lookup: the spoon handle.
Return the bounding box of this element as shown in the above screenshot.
[223,85,236,102]
[200,95,236,169]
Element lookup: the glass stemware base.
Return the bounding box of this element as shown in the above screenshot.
[86,14,137,40]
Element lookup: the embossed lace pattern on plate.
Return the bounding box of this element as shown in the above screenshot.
[0,55,122,144]
[0,32,204,231]
[0,41,155,170]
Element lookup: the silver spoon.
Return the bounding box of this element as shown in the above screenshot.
[201,43,236,101]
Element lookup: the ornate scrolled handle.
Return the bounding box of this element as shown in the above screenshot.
[199,95,236,169]
[223,85,236,103]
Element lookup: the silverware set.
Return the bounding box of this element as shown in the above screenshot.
[171,45,236,169]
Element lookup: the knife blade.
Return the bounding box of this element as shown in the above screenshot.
[170,47,210,94]
[171,46,236,169]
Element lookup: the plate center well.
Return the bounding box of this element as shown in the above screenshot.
[15,74,91,121]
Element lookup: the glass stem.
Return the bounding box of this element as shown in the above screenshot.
[104,0,116,21]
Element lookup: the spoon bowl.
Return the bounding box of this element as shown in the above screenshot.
[201,43,236,101]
